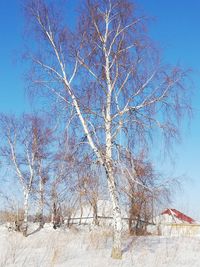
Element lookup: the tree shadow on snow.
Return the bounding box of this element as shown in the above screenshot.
[122,237,136,254]
[26,225,44,237]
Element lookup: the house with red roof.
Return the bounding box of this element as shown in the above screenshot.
[147,208,200,236]
[161,208,196,224]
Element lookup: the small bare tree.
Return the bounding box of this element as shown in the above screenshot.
[47,128,79,228]
[0,114,51,235]
[30,116,52,228]
[120,152,157,235]
[24,0,191,258]
[119,150,178,235]
[76,159,100,226]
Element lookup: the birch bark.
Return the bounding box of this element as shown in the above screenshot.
[38,177,44,228]
[23,189,30,236]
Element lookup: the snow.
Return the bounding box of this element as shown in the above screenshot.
[0,223,200,266]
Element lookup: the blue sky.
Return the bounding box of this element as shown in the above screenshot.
[0,1,27,113]
[0,0,200,218]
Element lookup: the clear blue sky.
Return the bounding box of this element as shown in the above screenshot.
[0,0,200,218]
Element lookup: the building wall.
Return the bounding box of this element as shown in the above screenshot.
[148,223,200,236]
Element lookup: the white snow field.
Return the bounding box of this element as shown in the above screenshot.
[0,224,199,267]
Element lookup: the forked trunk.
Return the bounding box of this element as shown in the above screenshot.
[106,166,122,259]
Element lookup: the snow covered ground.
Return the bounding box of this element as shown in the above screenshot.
[0,223,199,267]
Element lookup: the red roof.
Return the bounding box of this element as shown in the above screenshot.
[161,208,195,224]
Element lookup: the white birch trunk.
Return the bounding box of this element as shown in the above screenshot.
[23,190,29,236]
[105,92,122,259]
[39,177,44,228]
[104,42,123,257]
[106,164,122,258]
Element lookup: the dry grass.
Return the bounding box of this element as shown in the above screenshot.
[0,209,24,224]
[86,228,113,250]
[0,233,27,266]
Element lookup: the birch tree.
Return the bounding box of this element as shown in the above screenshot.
[25,0,191,258]
[0,114,51,235]
[30,116,52,228]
